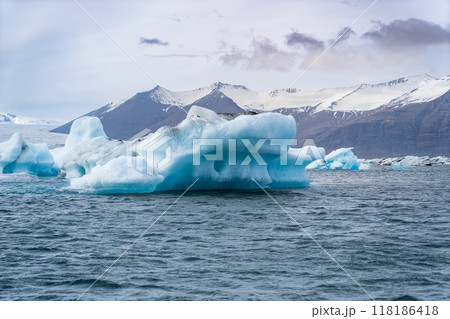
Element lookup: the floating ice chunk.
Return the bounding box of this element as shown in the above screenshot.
[391,162,404,171]
[306,147,360,170]
[325,148,359,169]
[376,155,449,167]
[357,160,371,170]
[402,155,429,166]
[430,156,450,165]
[0,133,23,172]
[0,133,58,176]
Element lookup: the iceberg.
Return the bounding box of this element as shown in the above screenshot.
[0,133,58,176]
[68,106,312,193]
[306,147,361,170]
[391,162,404,171]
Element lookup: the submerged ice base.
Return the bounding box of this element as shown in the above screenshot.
[61,106,312,194]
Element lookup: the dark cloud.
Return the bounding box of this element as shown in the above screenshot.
[362,18,450,48]
[285,31,324,51]
[335,27,356,43]
[139,37,168,46]
[220,38,295,72]
[220,19,450,73]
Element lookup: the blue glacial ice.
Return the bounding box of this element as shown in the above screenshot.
[391,162,404,171]
[306,147,365,170]
[64,116,106,147]
[0,133,58,176]
[68,106,313,193]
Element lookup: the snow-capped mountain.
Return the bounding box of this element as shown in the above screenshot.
[0,113,62,125]
[208,74,443,112]
[384,75,450,108]
[52,74,450,156]
[83,74,448,115]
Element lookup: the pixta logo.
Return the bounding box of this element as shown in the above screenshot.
[127,129,172,175]
[127,130,324,175]
[193,138,324,166]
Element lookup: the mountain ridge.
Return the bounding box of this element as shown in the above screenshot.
[51,74,450,156]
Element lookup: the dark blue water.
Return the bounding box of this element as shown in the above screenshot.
[0,167,449,300]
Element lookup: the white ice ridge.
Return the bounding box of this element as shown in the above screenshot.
[54,106,312,193]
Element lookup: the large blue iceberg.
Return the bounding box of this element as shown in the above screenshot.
[66,106,313,193]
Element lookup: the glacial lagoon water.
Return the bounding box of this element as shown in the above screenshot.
[0,166,449,300]
[0,125,449,300]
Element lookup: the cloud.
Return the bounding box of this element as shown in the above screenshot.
[305,19,450,72]
[285,31,324,51]
[219,18,450,74]
[139,37,169,46]
[334,27,356,43]
[363,18,450,48]
[220,37,295,72]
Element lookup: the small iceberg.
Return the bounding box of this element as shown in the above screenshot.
[391,162,404,171]
[306,147,361,170]
[0,133,58,176]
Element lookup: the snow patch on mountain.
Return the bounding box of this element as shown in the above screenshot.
[385,75,450,107]
[319,74,436,112]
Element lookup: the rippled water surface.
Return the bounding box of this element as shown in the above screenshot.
[1,166,449,301]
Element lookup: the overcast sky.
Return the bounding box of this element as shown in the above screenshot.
[1,0,449,120]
